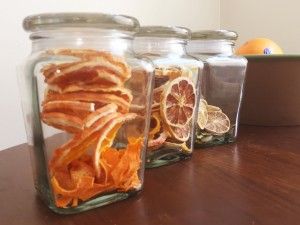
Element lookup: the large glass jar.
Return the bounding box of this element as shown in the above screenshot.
[19,13,154,214]
[187,30,247,147]
[134,26,203,168]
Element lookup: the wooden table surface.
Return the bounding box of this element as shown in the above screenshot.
[0,126,299,225]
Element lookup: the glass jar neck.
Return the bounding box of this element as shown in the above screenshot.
[187,39,235,56]
[30,28,134,55]
[134,37,187,56]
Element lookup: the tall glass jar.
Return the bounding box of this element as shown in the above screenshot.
[134,26,203,168]
[187,30,247,147]
[20,13,154,214]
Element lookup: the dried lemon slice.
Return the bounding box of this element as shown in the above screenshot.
[197,99,208,129]
[205,111,230,135]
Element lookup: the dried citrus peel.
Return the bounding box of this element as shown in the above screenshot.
[50,137,142,208]
[50,112,120,169]
[94,113,137,178]
[41,50,144,209]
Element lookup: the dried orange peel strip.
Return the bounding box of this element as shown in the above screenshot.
[50,137,142,208]
[94,113,137,178]
[110,137,142,190]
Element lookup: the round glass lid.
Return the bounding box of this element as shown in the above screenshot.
[23,12,140,33]
[191,30,238,41]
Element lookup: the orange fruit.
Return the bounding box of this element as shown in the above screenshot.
[236,38,283,55]
[161,77,196,127]
[205,111,230,135]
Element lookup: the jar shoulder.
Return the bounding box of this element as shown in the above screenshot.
[136,53,204,68]
[193,54,247,67]
[25,49,154,73]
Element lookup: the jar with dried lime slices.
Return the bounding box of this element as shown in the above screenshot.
[19,13,154,214]
[134,26,203,168]
[187,30,247,147]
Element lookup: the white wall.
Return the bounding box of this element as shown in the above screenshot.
[220,0,300,53]
[0,0,220,150]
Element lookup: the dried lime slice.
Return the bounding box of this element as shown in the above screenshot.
[205,111,230,135]
[206,105,222,112]
[197,99,208,129]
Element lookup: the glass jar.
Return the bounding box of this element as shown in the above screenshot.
[134,26,203,168]
[187,30,247,147]
[20,13,154,214]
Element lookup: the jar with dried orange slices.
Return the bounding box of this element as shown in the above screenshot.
[134,26,203,168]
[187,30,247,147]
[19,13,154,214]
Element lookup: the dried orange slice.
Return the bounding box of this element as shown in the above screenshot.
[83,103,118,128]
[205,111,230,135]
[148,131,168,149]
[42,101,95,119]
[148,112,161,139]
[46,67,125,91]
[44,90,131,113]
[166,124,190,142]
[41,112,83,133]
[43,52,130,83]
[53,84,132,100]
[46,49,131,79]
[197,99,208,129]
[152,84,165,111]
[50,112,120,169]
[160,77,196,127]
[154,66,182,80]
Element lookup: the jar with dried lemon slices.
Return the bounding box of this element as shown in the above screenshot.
[19,13,154,214]
[187,30,247,147]
[134,26,203,168]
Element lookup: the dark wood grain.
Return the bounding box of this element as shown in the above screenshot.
[0,126,299,225]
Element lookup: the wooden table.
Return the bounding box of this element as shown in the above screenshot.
[0,126,299,225]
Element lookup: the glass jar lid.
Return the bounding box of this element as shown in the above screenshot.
[135,26,191,40]
[23,12,140,33]
[191,30,238,41]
